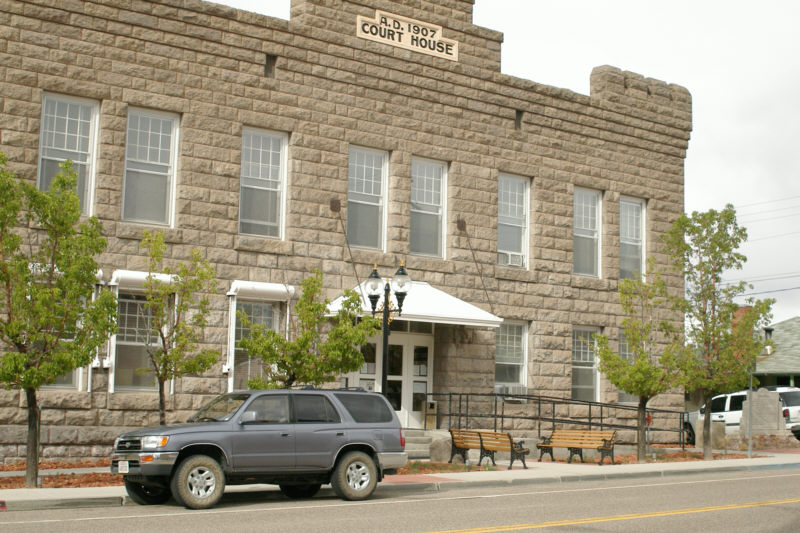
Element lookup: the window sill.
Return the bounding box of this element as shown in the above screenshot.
[234,235,292,255]
[117,223,182,243]
[495,265,531,281]
[570,274,613,291]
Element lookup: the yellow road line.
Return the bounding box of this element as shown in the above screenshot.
[429,497,800,533]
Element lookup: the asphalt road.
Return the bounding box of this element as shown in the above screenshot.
[2,469,799,532]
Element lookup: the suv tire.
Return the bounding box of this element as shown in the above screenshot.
[279,483,322,499]
[170,455,225,509]
[124,480,171,505]
[331,451,377,501]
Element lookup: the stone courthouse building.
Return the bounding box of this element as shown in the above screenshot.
[0,0,692,459]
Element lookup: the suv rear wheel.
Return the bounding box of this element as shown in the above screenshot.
[170,455,225,509]
[331,451,377,501]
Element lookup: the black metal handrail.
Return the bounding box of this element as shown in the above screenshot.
[421,392,687,448]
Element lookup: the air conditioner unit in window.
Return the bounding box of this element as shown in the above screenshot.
[498,253,525,268]
[494,384,528,403]
[507,254,524,267]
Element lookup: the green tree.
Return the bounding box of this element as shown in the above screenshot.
[595,260,684,462]
[238,269,380,389]
[0,155,117,487]
[662,205,772,459]
[140,230,220,425]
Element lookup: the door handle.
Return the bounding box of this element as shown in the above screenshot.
[281,433,291,437]
[336,432,345,437]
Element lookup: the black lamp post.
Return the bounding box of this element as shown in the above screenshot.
[366,264,411,397]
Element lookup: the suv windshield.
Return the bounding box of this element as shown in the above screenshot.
[187,393,250,422]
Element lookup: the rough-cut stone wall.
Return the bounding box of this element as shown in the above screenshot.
[0,0,690,461]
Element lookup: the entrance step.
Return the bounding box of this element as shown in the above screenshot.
[403,429,437,459]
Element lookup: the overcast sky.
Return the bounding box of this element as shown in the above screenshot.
[214,0,800,324]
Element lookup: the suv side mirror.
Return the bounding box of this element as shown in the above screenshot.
[240,410,257,425]
[699,406,705,415]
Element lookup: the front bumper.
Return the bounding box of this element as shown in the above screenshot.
[111,451,179,476]
[378,451,408,471]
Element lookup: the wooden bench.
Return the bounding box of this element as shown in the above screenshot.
[536,429,616,465]
[448,429,530,470]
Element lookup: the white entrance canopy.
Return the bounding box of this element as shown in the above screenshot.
[329,281,502,328]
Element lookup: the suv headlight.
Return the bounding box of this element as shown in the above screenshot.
[141,435,170,449]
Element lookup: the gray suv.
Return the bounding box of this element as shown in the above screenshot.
[110,389,407,509]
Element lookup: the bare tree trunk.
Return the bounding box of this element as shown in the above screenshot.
[24,387,40,488]
[702,391,713,460]
[158,378,167,426]
[637,397,648,462]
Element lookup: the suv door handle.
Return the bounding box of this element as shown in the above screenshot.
[281,433,291,437]
[336,432,345,437]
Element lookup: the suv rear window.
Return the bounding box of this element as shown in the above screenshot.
[294,394,341,423]
[780,391,800,406]
[334,392,394,423]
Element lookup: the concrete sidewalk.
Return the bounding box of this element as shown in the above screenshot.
[2,451,800,512]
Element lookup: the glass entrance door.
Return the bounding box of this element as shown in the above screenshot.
[352,329,433,428]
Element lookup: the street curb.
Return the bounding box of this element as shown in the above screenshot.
[3,462,800,511]
[1,496,125,512]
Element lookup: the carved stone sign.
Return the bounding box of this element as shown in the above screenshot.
[740,388,790,435]
[356,10,459,61]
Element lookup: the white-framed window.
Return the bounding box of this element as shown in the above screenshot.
[122,108,179,226]
[620,197,645,280]
[113,293,158,391]
[410,157,446,257]
[618,334,637,403]
[107,270,176,392]
[231,300,275,390]
[573,188,601,276]
[239,129,288,238]
[498,174,529,268]
[494,322,527,394]
[347,146,387,250]
[225,281,295,392]
[572,327,598,401]
[38,94,99,215]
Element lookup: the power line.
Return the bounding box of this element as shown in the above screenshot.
[747,231,800,243]
[723,271,800,284]
[734,194,800,210]
[738,204,800,220]
[741,286,800,297]
[738,212,800,224]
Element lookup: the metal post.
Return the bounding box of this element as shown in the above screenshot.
[448,393,453,429]
[493,394,498,432]
[380,280,391,398]
[747,371,753,459]
[537,397,542,439]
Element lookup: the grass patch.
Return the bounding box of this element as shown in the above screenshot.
[396,461,497,475]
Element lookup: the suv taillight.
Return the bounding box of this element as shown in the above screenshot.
[783,408,790,419]
[400,429,405,448]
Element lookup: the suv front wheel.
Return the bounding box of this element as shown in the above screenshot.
[124,479,171,505]
[331,451,377,501]
[170,455,225,509]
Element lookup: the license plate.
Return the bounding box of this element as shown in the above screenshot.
[118,460,129,474]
